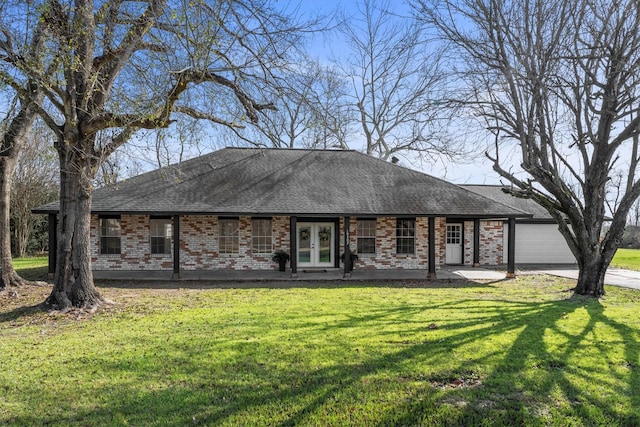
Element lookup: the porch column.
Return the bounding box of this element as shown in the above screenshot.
[172,215,180,279]
[48,213,57,278]
[506,217,516,278]
[343,216,352,278]
[428,216,437,279]
[473,218,480,267]
[290,216,297,277]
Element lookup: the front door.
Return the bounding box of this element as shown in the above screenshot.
[446,223,463,264]
[297,223,335,268]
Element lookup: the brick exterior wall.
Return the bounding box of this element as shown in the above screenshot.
[478,220,504,265]
[91,215,290,271]
[461,220,504,266]
[90,214,505,271]
[342,217,429,270]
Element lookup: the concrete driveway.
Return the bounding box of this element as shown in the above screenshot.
[519,265,640,290]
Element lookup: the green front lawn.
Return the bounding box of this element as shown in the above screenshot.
[1,276,639,426]
[612,248,640,271]
[12,256,48,270]
[11,256,48,281]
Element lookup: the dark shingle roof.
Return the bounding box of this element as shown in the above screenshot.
[461,185,553,220]
[36,148,531,218]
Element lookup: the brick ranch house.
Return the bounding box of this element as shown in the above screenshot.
[36,148,533,279]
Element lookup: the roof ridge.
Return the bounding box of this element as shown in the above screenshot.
[223,146,357,153]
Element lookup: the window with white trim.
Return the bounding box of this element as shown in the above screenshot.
[252,218,272,254]
[357,219,376,254]
[150,217,172,254]
[219,218,240,254]
[100,216,121,254]
[396,218,415,254]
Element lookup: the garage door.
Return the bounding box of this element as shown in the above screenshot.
[503,223,575,264]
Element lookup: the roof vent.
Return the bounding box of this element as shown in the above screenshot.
[391,156,399,164]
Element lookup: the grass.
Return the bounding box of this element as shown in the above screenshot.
[11,256,48,281]
[612,248,640,271]
[2,271,640,426]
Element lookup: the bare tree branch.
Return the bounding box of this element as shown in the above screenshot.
[418,0,640,296]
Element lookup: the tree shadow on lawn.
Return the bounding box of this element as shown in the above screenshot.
[0,279,493,326]
[5,295,639,426]
[0,302,48,324]
[379,297,640,426]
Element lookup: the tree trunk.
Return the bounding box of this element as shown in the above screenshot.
[45,147,103,310]
[0,156,22,291]
[574,256,607,297]
[572,222,619,297]
[15,218,29,258]
[0,103,41,292]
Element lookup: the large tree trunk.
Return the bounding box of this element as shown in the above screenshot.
[571,209,621,297]
[45,145,103,310]
[0,104,40,292]
[0,156,22,291]
[574,254,608,297]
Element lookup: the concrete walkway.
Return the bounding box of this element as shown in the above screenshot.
[93,266,507,283]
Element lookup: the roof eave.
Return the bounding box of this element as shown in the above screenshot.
[33,207,533,219]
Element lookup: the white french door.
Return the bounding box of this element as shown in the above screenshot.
[297,223,335,267]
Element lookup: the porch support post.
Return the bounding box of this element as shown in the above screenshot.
[172,214,181,279]
[48,213,57,278]
[343,216,352,279]
[506,217,516,278]
[290,216,297,277]
[428,216,437,279]
[473,218,480,267]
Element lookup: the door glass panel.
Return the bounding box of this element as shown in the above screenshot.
[298,226,311,263]
[317,225,332,263]
[446,225,461,244]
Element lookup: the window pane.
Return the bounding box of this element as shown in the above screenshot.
[101,237,121,255]
[101,218,121,238]
[357,237,375,254]
[446,225,461,245]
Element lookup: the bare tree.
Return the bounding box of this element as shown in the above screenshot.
[245,67,314,149]
[238,58,352,150]
[338,0,456,161]
[418,0,640,296]
[631,201,640,228]
[11,121,58,258]
[300,62,352,150]
[0,0,312,310]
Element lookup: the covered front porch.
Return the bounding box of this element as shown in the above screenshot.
[45,213,519,280]
[287,215,518,280]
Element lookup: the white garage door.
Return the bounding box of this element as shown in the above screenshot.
[503,223,575,264]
